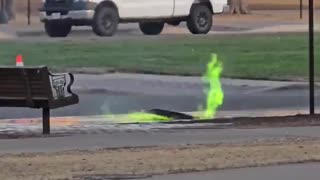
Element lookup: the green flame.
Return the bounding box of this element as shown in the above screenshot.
[201,54,224,119]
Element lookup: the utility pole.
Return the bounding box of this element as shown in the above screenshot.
[308,0,315,114]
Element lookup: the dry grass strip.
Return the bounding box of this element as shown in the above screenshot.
[1,139,320,180]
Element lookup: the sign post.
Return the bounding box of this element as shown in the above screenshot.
[300,0,303,19]
[308,0,315,114]
[27,0,31,25]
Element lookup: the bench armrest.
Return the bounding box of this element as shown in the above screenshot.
[49,72,77,97]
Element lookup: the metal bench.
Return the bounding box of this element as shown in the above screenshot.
[0,66,79,134]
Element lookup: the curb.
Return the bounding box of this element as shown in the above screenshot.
[72,87,146,95]
[72,83,319,94]
[245,84,320,94]
[15,28,141,37]
[266,84,320,91]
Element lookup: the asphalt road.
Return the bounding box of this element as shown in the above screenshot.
[145,163,320,180]
[0,85,312,118]
[0,88,307,119]
[1,126,320,154]
[0,74,319,119]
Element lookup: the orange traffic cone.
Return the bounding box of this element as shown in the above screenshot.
[16,55,24,67]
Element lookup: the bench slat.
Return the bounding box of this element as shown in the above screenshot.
[0,67,52,100]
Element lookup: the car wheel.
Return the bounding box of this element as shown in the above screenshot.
[187,4,213,34]
[45,21,72,38]
[92,6,119,36]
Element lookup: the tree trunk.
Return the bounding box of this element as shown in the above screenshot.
[228,0,250,15]
[4,0,15,20]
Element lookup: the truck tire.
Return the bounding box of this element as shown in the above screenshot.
[45,21,71,38]
[187,4,213,34]
[139,22,164,35]
[92,6,119,36]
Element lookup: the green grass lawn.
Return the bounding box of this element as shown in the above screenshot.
[0,33,319,80]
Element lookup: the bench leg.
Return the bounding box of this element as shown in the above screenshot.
[42,108,50,134]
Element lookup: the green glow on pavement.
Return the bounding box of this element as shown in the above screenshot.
[104,112,172,124]
[124,112,172,123]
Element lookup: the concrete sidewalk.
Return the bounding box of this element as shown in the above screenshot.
[1,126,320,154]
[209,23,320,35]
[146,163,320,180]
[2,22,318,41]
[14,23,320,35]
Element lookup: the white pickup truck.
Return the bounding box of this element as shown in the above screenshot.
[39,0,228,37]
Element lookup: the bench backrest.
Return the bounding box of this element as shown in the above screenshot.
[0,66,53,100]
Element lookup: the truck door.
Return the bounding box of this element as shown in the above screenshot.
[173,0,194,16]
[119,0,175,18]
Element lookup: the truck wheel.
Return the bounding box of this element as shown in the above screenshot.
[187,4,213,34]
[45,21,71,37]
[139,22,164,35]
[92,6,119,36]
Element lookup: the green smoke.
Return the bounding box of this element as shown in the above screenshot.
[201,54,224,118]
